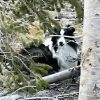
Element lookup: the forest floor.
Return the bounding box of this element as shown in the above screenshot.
[0,77,80,100]
[34,77,80,100]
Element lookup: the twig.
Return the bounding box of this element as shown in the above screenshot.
[65,79,72,89]
[50,35,82,39]
[56,92,79,97]
[14,56,37,78]
[24,96,54,100]
[7,86,36,100]
[0,91,9,97]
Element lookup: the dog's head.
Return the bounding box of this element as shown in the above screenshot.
[51,26,75,51]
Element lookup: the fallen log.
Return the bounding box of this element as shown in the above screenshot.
[42,66,80,83]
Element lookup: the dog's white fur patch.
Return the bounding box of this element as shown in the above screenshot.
[57,29,66,46]
[43,38,51,46]
[57,37,66,46]
[60,29,64,35]
[43,37,53,52]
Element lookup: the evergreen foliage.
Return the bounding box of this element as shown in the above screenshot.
[0,0,83,95]
[0,40,51,93]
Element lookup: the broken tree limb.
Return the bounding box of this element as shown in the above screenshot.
[42,66,80,83]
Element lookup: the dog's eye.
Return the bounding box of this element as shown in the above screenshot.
[66,40,68,42]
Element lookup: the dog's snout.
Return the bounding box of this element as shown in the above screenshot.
[59,42,64,46]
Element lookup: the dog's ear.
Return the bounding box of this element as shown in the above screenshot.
[66,24,71,27]
[69,27,75,33]
[52,27,60,35]
[64,27,75,36]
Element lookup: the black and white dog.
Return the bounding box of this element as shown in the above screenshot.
[43,26,80,71]
[21,26,80,74]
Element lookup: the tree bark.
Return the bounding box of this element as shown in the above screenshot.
[43,66,80,83]
[79,0,100,100]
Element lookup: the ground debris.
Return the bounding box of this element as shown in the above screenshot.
[34,77,79,100]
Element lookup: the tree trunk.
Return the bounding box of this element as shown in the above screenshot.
[79,0,100,100]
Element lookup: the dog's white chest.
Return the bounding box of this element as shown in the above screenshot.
[55,44,78,71]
